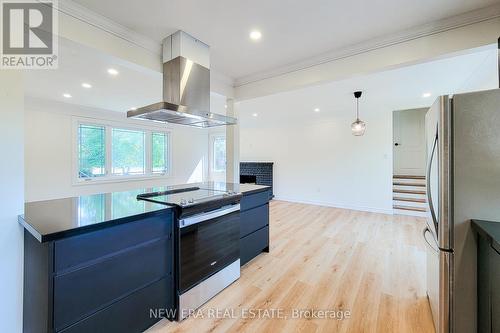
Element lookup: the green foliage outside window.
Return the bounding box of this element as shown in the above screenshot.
[78,125,105,178]
[152,132,168,173]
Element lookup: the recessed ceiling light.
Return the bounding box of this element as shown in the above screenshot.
[130,107,137,111]
[422,92,432,98]
[81,83,92,89]
[252,113,258,117]
[63,93,72,98]
[224,104,228,109]
[314,108,320,112]
[107,68,119,76]
[249,30,262,41]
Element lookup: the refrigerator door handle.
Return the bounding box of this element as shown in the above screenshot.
[426,129,439,236]
[423,226,439,252]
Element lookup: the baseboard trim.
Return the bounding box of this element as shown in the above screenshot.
[273,196,394,215]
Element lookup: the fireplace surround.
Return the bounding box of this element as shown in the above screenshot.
[240,162,273,198]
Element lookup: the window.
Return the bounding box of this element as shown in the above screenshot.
[212,136,226,172]
[152,132,168,174]
[112,128,145,175]
[75,120,170,183]
[78,125,106,178]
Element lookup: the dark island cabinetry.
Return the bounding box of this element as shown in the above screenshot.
[23,211,175,333]
[19,183,271,332]
[240,189,271,266]
[473,220,500,333]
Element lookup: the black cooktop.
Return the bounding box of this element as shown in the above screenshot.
[137,186,242,217]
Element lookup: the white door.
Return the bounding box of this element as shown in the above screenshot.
[393,108,427,175]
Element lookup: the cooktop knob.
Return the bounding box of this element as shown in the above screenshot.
[180,199,187,205]
[188,198,194,203]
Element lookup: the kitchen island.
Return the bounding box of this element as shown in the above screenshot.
[19,182,270,333]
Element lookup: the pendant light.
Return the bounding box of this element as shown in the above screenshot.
[351,91,366,136]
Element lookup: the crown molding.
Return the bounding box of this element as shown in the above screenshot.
[234,3,500,87]
[53,1,499,89]
[211,70,235,87]
[56,0,162,55]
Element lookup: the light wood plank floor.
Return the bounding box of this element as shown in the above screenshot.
[147,200,435,333]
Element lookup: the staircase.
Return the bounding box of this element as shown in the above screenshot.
[393,175,428,217]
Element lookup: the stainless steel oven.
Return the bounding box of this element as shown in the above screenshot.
[178,204,240,319]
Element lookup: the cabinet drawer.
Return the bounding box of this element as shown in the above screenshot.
[240,226,269,266]
[55,212,172,271]
[59,277,170,333]
[54,238,171,331]
[240,190,269,212]
[240,204,269,238]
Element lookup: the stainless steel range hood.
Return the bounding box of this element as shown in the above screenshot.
[128,31,236,128]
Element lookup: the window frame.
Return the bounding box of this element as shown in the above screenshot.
[209,133,226,174]
[72,116,172,185]
[151,131,169,175]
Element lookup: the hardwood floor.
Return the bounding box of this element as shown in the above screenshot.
[147,201,435,333]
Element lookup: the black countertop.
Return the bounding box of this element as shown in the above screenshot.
[472,220,500,254]
[199,182,270,196]
[19,182,270,243]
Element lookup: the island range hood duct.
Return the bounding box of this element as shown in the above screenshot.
[128,31,237,128]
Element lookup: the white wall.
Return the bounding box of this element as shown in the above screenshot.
[237,47,498,214]
[239,106,394,214]
[25,98,210,201]
[0,72,24,332]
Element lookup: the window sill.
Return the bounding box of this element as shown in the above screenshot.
[72,174,173,187]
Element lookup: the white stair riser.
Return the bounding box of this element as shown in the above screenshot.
[393,209,428,217]
[393,185,426,192]
[393,200,428,209]
[393,192,426,199]
[393,179,426,185]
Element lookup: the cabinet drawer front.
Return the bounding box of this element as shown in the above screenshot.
[240,190,269,212]
[240,204,269,238]
[59,277,170,333]
[240,226,269,266]
[55,213,172,271]
[54,238,171,331]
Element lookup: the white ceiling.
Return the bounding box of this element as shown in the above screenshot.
[70,0,497,81]
[25,38,229,114]
[237,47,498,126]
[25,39,162,113]
[25,38,497,121]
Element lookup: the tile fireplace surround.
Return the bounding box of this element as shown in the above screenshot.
[240,162,274,198]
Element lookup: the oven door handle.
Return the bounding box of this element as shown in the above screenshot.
[179,204,240,228]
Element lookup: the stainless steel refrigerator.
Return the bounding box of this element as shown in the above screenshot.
[424,88,500,333]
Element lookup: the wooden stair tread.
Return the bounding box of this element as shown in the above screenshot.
[393,189,426,195]
[393,205,427,212]
[393,175,425,180]
[393,197,426,203]
[393,182,426,187]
